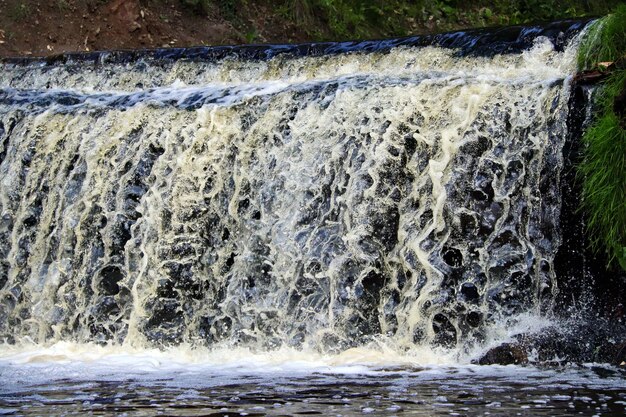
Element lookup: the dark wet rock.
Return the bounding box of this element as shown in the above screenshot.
[156,278,176,298]
[459,213,478,236]
[459,282,480,303]
[477,342,528,365]
[553,81,626,361]
[503,159,524,194]
[92,296,120,318]
[459,135,492,159]
[466,311,482,327]
[208,316,232,339]
[443,247,463,268]
[0,261,9,290]
[145,298,181,327]
[98,265,124,295]
[489,230,522,252]
[508,319,626,366]
[143,297,184,345]
[371,206,400,251]
[0,119,15,166]
[614,341,626,365]
[198,315,233,344]
[432,313,457,348]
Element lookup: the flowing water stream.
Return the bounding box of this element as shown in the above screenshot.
[0,20,624,416]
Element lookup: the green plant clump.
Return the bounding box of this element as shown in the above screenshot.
[286,0,623,40]
[577,5,626,271]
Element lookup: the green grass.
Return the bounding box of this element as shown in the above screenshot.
[56,0,71,13]
[577,5,626,271]
[173,1,623,41]
[578,5,626,70]
[8,2,32,21]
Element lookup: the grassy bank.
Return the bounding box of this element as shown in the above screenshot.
[179,0,624,40]
[577,5,626,271]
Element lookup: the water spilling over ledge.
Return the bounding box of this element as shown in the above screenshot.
[0,19,623,366]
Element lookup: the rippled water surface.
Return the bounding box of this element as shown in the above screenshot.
[1,348,625,416]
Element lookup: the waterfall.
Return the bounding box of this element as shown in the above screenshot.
[0,21,589,356]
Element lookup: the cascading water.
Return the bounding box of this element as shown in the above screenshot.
[2,20,626,417]
[0,22,589,357]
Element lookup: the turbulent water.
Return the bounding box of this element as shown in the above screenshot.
[0,24,585,356]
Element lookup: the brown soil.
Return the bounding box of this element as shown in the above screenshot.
[0,0,321,58]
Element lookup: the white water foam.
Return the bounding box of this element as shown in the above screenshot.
[0,29,586,362]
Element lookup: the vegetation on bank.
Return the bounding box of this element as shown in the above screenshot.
[177,0,622,40]
[577,5,626,271]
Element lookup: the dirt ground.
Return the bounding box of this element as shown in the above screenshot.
[0,0,316,58]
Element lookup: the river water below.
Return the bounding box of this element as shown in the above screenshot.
[1,346,625,416]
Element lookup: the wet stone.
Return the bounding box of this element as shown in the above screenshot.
[460,282,480,303]
[471,189,488,201]
[110,216,133,259]
[404,134,417,156]
[221,252,236,274]
[92,296,120,318]
[459,212,477,236]
[503,159,524,192]
[466,311,482,327]
[144,299,184,345]
[489,230,522,252]
[432,313,457,348]
[510,271,532,288]
[98,265,124,296]
[477,343,528,365]
[156,278,176,298]
[0,260,9,290]
[370,207,400,251]
[443,247,463,268]
[459,135,492,158]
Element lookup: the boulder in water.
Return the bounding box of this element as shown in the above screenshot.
[476,343,528,365]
